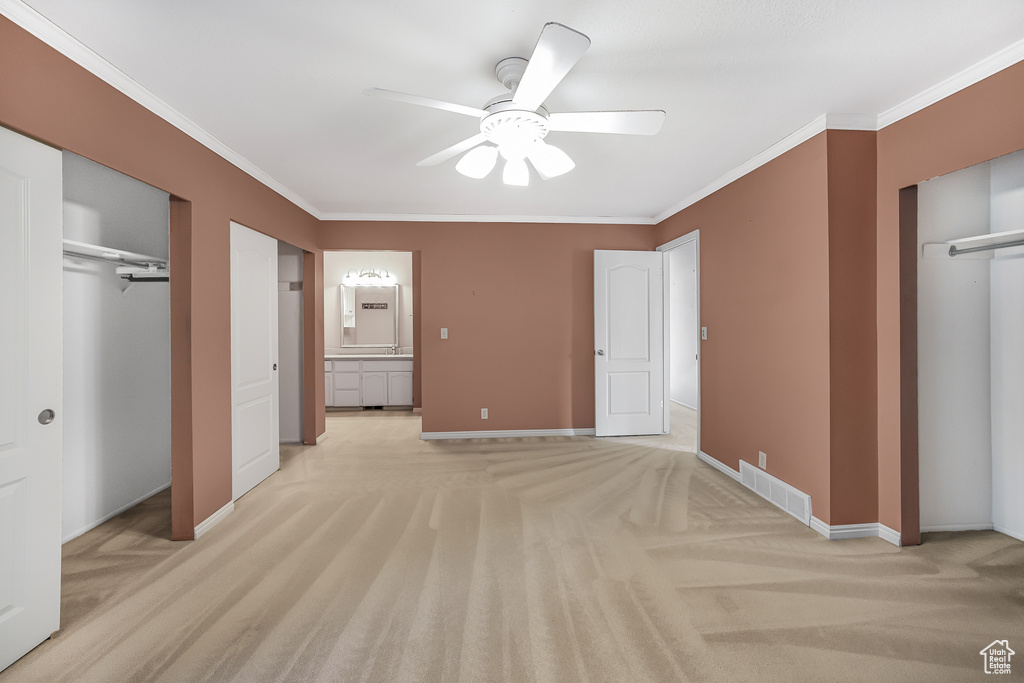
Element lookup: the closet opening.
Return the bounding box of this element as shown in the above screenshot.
[61,152,172,544]
[911,147,1024,544]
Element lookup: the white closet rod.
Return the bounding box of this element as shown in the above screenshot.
[949,237,1024,257]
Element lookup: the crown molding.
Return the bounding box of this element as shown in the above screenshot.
[7,0,1023,228]
[0,0,321,219]
[653,114,827,224]
[877,35,1024,129]
[319,212,658,225]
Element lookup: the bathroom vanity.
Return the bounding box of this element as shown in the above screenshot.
[325,355,413,408]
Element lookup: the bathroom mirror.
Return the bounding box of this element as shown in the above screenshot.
[340,285,400,347]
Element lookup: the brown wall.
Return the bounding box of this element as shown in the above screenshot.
[875,60,1024,539]
[320,222,652,433]
[654,134,836,520]
[825,130,878,525]
[0,17,321,535]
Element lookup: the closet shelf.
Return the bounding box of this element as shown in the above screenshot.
[63,239,169,280]
[922,228,1024,260]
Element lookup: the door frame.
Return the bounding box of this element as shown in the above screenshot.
[656,229,701,449]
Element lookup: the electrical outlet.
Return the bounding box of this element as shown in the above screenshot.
[481,408,488,419]
[441,327,448,339]
[758,451,767,469]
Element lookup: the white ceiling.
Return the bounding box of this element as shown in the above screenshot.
[13,0,1024,222]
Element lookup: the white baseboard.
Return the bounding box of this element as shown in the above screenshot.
[62,482,171,544]
[194,500,234,539]
[810,518,902,546]
[315,432,327,444]
[421,428,596,440]
[697,451,904,546]
[994,524,1024,543]
[696,450,741,482]
[878,523,902,546]
[921,522,994,533]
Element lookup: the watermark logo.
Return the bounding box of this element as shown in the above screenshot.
[980,640,1014,675]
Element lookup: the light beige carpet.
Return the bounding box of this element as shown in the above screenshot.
[4,411,1022,682]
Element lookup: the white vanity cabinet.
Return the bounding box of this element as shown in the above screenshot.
[324,358,413,407]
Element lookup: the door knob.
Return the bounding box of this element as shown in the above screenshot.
[596,349,605,356]
[38,409,55,425]
[273,363,278,370]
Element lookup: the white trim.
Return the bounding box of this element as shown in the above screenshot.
[194,500,234,539]
[878,523,902,546]
[7,0,1024,227]
[61,482,170,544]
[0,0,321,219]
[320,213,657,225]
[657,229,701,447]
[921,522,994,533]
[993,524,1024,543]
[822,113,878,131]
[877,36,1024,128]
[811,519,878,541]
[421,428,596,440]
[810,519,903,546]
[315,432,327,444]
[653,115,829,223]
[669,398,697,411]
[696,450,741,482]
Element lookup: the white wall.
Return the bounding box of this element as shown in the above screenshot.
[62,152,170,543]
[668,240,698,409]
[324,251,413,353]
[917,163,993,530]
[918,148,1024,540]
[989,152,1024,540]
[278,242,303,443]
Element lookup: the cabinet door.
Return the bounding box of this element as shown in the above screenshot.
[388,371,413,406]
[333,371,361,406]
[362,371,388,406]
[324,371,333,407]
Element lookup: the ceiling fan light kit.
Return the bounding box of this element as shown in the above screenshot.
[365,22,665,187]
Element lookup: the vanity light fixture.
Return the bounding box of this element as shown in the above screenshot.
[342,268,396,286]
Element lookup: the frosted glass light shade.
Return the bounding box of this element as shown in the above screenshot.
[502,158,529,186]
[456,145,498,179]
[527,142,575,180]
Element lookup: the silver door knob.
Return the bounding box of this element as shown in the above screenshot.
[596,349,605,356]
[38,409,55,425]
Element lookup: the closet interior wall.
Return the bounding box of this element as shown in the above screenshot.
[62,152,171,543]
[917,148,1024,540]
[278,241,304,443]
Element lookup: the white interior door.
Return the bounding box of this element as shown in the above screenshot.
[594,250,665,437]
[0,127,63,671]
[230,222,279,501]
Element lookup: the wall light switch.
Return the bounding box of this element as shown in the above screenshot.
[701,326,707,340]
[441,327,448,339]
[481,408,488,419]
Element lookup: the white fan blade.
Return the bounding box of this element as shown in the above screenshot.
[417,133,488,167]
[364,88,487,118]
[547,110,666,135]
[512,23,591,111]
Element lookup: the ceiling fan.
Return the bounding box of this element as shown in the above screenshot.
[364,22,666,186]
